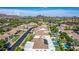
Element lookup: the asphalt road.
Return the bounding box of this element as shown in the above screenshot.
[7,27,33,51]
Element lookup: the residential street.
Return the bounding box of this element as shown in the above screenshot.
[7,27,33,51]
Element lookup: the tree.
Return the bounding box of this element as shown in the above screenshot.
[59,32,73,42]
[59,44,64,51]
[0,40,7,51]
[50,25,58,33]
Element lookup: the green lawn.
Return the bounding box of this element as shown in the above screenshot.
[14,46,22,51]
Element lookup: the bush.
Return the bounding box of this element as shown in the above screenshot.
[0,40,7,51]
[65,48,75,51]
[14,47,22,51]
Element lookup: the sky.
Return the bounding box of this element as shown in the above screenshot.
[0,7,79,17]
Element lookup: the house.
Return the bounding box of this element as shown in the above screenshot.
[31,25,49,49]
[0,24,28,40]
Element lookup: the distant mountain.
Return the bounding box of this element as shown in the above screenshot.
[0,14,18,17]
[36,15,46,18]
[0,14,79,19]
[0,14,8,16]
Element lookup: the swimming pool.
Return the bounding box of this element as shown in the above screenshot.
[53,42,71,48]
[64,43,71,49]
[53,41,59,46]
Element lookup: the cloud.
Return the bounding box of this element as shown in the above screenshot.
[0,9,79,16]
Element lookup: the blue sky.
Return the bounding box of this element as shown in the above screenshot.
[0,7,79,16]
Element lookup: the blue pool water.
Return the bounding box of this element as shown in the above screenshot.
[64,43,71,49]
[53,41,59,46]
[53,41,71,49]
